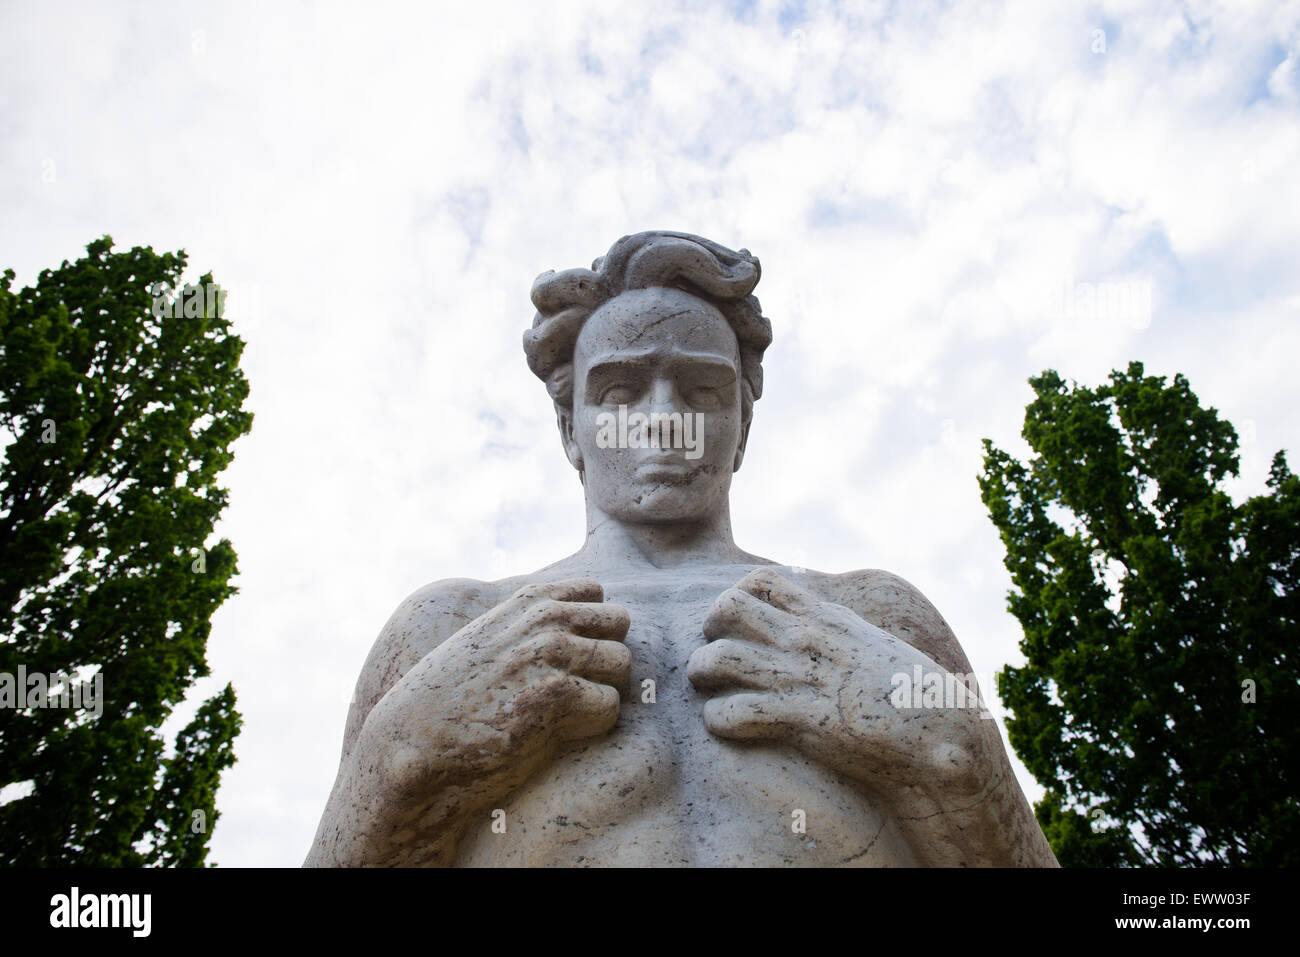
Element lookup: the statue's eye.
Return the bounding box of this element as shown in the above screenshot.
[685,387,722,410]
[599,385,636,405]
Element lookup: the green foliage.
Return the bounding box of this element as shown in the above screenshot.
[0,236,251,866]
[980,362,1298,866]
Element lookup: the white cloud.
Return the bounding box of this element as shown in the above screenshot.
[2,0,1297,865]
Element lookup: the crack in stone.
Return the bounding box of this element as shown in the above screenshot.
[898,766,1007,822]
[620,310,693,349]
[838,817,888,865]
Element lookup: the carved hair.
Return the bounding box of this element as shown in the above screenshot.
[522,231,773,426]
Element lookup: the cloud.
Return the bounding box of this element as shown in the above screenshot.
[2,0,1297,865]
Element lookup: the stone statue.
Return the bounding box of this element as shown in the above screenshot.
[305,231,1059,867]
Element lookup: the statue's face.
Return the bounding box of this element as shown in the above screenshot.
[567,287,747,524]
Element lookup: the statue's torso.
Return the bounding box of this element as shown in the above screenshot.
[450,564,921,866]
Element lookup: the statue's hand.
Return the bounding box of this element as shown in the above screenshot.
[349,579,630,859]
[687,568,995,808]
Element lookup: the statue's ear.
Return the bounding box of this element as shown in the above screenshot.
[556,404,584,477]
[733,414,752,472]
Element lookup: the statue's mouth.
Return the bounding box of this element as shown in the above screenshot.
[635,460,696,482]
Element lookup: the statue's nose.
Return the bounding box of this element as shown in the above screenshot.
[648,377,681,412]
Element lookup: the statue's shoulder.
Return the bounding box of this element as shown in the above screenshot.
[338,575,529,761]
[379,576,514,646]
[365,573,535,674]
[811,567,974,677]
[363,562,587,679]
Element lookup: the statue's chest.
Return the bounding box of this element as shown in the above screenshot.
[610,579,718,697]
[453,577,919,865]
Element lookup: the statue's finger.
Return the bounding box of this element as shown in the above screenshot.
[512,578,605,605]
[735,567,816,614]
[529,599,630,639]
[540,633,632,686]
[701,692,790,741]
[687,638,789,693]
[547,675,622,742]
[703,588,787,646]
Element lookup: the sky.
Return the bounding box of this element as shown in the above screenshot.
[1,0,1298,867]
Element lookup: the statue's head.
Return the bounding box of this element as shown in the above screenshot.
[524,231,772,524]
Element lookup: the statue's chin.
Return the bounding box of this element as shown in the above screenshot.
[592,484,726,526]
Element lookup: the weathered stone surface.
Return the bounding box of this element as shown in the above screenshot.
[305,230,1059,867]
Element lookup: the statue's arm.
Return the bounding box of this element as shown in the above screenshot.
[303,576,631,868]
[690,567,1058,867]
[303,578,490,867]
[828,570,1059,867]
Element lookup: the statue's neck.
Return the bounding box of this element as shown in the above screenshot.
[578,502,752,571]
